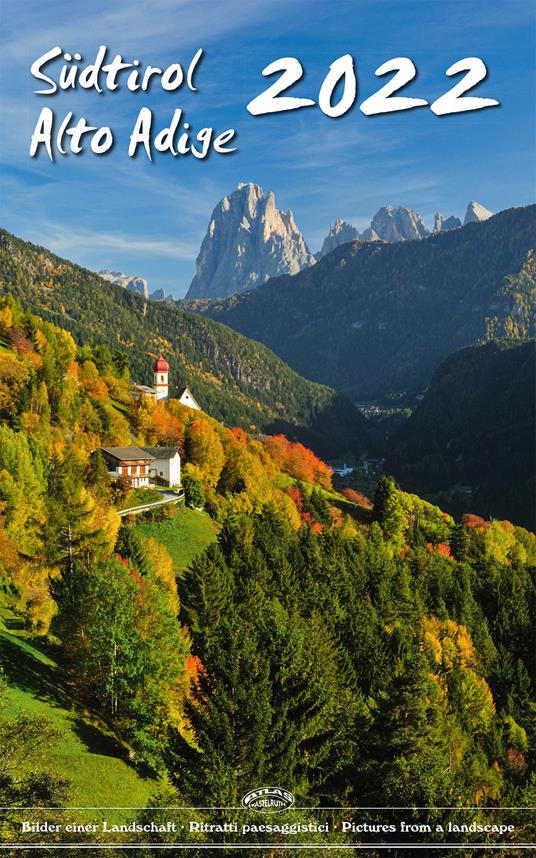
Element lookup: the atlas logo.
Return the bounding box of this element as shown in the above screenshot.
[241,787,295,813]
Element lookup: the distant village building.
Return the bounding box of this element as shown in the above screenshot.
[100,357,202,491]
[361,457,385,476]
[331,463,354,477]
[178,387,201,410]
[101,445,182,488]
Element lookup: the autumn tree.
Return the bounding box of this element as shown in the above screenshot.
[185,418,225,486]
[55,555,186,769]
[45,449,113,574]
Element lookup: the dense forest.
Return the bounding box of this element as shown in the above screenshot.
[0,228,368,457]
[188,206,536,400]
[0,294,534,854]
[389,337,535,529]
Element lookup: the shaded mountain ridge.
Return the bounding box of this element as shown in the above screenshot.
[388,338,535,529]
[186,205,536,401]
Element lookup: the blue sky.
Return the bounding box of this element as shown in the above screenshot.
[1,0,535,297]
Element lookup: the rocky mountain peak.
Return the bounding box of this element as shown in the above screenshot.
[185,184,315,300]
[434,213,462,233]
[370,206,431,242]
[318,199,491,254]
[464,201,493,225]
[317,219,360,259]
[98,270,169,302]
[99,269,149,300]
[434,213,444,233]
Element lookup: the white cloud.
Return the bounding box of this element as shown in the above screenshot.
[2,0,283,70]
[25,220,198,260]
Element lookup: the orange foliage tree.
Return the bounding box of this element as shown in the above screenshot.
[341,487,373,508]
[264,434,332,489]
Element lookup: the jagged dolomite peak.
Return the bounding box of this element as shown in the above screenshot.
[317,219,361,259]
[464,201,493,225]
[360,226,381,241]
[185,183,315,299]
[369,206,431,242]
[318,200,491,252]
[98,270,170,302]
[99,269,149,300]
[434,213,462,233]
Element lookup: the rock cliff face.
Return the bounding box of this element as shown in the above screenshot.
[464,201,493,225]
[186,188,495,298]
[99,270,149,300]
[98,271,170,302]
[185,183,315,299]
[317,219,360,259]
[368,206,430,242]
[317,205,432,251]
[434,214,462,233]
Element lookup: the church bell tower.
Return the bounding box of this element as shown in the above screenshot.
[153,354,169,400]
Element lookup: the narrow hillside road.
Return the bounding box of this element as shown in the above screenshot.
[118,490,184,517]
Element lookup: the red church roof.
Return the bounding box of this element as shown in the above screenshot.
[153,354,169,372]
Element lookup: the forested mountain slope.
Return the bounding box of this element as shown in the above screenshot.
[388,338,535,528]
[0,229,368,456]
[187,206,536,400]
[0,294,534,846]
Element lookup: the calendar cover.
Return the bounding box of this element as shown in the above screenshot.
[0,0,534,854]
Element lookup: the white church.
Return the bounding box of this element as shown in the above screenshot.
[131,354,201,410]
[104,354,201,489]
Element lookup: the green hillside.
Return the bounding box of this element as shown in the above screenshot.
[388,338,535,528]
[187,205,536,401]
[0,291,534,849]
[0,619,154,816]
[134,508,220,573]
[0,228,369,457]
[0,293,356,828]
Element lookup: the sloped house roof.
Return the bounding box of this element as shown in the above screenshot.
[101,446,155,462]
[140,447,181,459]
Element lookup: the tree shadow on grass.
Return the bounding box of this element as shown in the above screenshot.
[70,715,126,759]
[0,632,128,762]
[0,631,70,709]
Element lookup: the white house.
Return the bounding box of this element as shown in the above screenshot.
[100,445,181,488]
[142,446,181,488]
[178,387,201,410]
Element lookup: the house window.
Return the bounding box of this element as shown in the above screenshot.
[117,465,122,474]
[160,375,165,383]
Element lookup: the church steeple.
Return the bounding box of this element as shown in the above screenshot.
[153,355,169,400]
